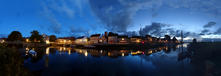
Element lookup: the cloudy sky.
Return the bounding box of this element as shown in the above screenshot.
[0,0,221,40]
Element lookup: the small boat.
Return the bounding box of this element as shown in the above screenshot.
[29,50,37,57]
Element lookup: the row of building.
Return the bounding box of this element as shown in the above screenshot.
[0,32,180,45]
[51,32,179,45]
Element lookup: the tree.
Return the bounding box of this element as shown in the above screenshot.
[29,30,44,43]
[172,37,178,43]
[7,31,23,41]
[49,35,57,42]
[164,35,171,41]
[193,38,197,43]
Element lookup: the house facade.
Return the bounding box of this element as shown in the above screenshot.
[118,35,129,44]
[108,32,118,44]
[90,34,100,44]
[130,36,142,43]
[75,37,88,45]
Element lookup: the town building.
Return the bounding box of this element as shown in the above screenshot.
[56,37,74,45]
[108,32,118,44]
[130,36,142,43]
[99,32,108,44]
[144,35,152,43]
[90,34,101,44]
[75,36,88,45]
[118,35,129,44]
[42,34,50,44]
[24,37,30,43]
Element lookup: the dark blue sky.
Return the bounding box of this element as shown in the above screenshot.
[0,0,221,40]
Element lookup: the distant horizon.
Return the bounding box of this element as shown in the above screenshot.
[1,30,221,42]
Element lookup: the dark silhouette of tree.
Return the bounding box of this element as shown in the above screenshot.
[172,37,178,43]
[192,38,197,43]
[49,35,57,42]
[7,31,23,41]
[164,35,171,42]
[29,30,44,43]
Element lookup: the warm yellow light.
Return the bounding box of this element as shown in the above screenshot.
[122,53,125,56]
[46,48,50,55]
[108,52,111,56]
[84,51,88,57]
[26,39,29,42]
[122,38,125,40]
[26,48,29,51]
[148,50,152,54]
[68,49,71,55]
[63,47,66,50]
[131,52,137,55]
[46,40,50,44]
[136,39,141,43]
[79,50,83,53]
[68,40,71,44]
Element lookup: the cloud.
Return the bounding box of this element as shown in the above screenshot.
[200,29,209,35]
[69,26,90,37]
[40,0,89,35]
[89,0,221,33]
[203,22,216,28]
[214,28,221,35]
[138,22,202,38]
[44,0,75,18]
[89,0,154,32]
[139,22,172,37]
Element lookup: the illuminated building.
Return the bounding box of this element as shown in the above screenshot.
[130,36,142,43]
[89,34,100,44]
[99,32,108,44]
[118,35,129,44]
[56,37,74,45]
[108,32,118,44]
[75,36,88,45]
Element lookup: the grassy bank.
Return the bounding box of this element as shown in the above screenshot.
[188,42,221,76]
[0,47,34,76]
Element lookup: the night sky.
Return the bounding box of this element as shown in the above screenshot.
[0,0,221,41]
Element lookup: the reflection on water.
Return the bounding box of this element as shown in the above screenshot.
[22,43,197,76]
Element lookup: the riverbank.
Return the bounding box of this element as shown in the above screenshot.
[187,42,221,76]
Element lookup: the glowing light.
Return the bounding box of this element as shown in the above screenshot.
[84,51,88,57]
[148,50,153,54]
[63,47,66,51]
[122,53,125,56]
[46,48,50,55]
[25,48,29,51]
[79,50,83,53]
[122,38,125,40]
[100,50,103,53]
[46,40,50,44]
[136,39,141,43]
[26,39,29,42]
[68,49,71,55]
[131,52,137,55]
[108,52,111,56]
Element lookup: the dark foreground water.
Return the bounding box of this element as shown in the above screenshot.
[2,43,220,76]
[22,44,201,76]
